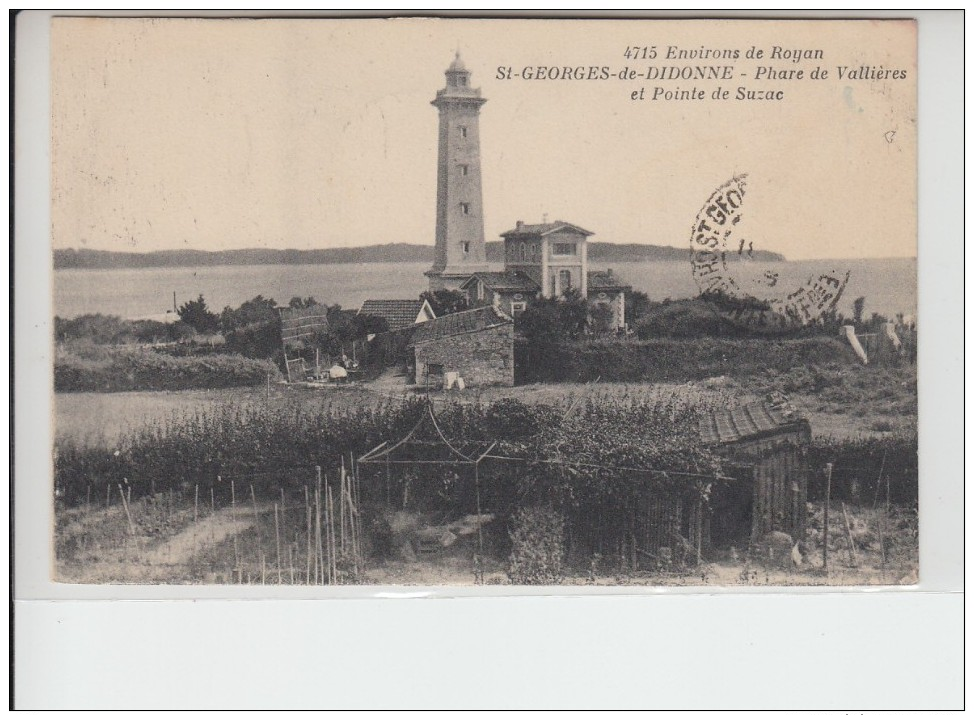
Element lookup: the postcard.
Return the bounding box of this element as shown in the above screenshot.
[47,17,918,587]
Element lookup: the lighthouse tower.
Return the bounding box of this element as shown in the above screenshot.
[426,52,489,292]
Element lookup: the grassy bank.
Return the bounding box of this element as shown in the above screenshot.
[55,344,281,392]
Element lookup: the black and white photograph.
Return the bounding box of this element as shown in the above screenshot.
[47,17,920,588]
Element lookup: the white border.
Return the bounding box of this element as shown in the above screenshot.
[12,10,964,709]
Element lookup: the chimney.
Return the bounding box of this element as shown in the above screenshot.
[606,268,613,276]
[515,220,524,229]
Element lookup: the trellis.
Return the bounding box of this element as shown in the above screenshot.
[357,400,496,554]
[356,400,728,569]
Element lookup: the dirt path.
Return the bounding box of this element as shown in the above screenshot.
[145,505,270,565]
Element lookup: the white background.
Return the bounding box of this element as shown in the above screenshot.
[11,10,964,709]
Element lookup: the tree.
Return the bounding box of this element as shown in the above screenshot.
[177,295,220,335]
[288,296,319,310]
[421,289,468,316]
[624,289,653,323]
[517,289,589,343]
[220,295,279,333]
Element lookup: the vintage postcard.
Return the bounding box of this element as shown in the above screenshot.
[48,17,918,587]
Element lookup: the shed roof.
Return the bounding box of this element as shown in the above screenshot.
[359,299,433,332]
[587,270,630,290]
[409,305,513,346]
[699,398,809,446]
[500,220,593,238]
[461,271,541,292]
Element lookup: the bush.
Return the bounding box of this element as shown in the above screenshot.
[54,314,173,344]
[635,298,747,338]
[507,506,565,585]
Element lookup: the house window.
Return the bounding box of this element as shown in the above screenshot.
[477,281,485,301]
[460,202,470,215]
[518,243,526,261]
[530,243,538,260]
[427,363,444,377]
[459,164,469,176]
[461,241,470,254]
[510,301,526,316]
[458,126,467,138]
[559,269,572,291]
[553,243,576,256]
[459,76,467,87]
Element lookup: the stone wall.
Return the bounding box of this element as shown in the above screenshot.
[414,324,514,387]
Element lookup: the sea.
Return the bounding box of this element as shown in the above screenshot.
[53,258,918,323]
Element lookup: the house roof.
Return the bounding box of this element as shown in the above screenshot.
[460,271,541,293]
[358,299,433,332]
[587,270,630,290]
[500,220,593,238]
[699,397,809,446]
[409,305,513,346]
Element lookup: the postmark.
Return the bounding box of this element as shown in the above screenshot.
[690,174,850,333]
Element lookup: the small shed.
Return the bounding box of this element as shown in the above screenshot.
[409,306,515,388]
[700,396,811,547]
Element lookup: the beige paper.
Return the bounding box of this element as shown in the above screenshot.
[50,17,918,587]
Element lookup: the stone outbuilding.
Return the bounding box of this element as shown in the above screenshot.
[409,305,514,388]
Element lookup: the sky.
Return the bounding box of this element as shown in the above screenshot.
[51,18,917,260]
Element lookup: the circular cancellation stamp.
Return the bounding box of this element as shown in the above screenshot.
[690,174,850,334]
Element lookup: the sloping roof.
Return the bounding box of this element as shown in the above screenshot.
[500,220,593,238]
[460,271,541,292]
[699,398,809,446]
[359,299,433,332]
[409,305,513,346]
[587,270,630,290]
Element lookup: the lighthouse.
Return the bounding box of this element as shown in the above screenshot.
[425,52,489,292]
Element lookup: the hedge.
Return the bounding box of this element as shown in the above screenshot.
[515,336,855,384]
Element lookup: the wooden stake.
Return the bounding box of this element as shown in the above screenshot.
[231,480,239,571]
[823,463,832,574]
[86,485,91,514]
[194,484,199,523]
[314,482,322,585]
[340,460,347,557]
[210,487,215,513]
[841,502,858,567]
[250,484,261,539]
[288,541,295,585]
[118,484,136,535]
[346,476,359,574]
[474,462,484,555]
[327,484,337,584]
[106,483,111,508]
[274,502,282,585]
[304,485,312,585]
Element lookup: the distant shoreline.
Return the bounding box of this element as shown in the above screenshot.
[54,242,788,270]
